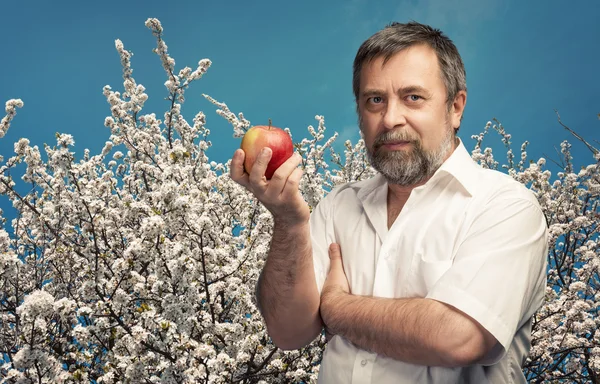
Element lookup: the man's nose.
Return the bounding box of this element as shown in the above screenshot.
[382,99,407,130]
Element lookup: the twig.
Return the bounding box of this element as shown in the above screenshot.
[555,109,599,156]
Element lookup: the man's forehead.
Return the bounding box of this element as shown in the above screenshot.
[373,43,436,62]
[360,48,441,88]
[365,46,439,72]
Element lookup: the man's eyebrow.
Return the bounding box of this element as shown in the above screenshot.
[361,86,430,98]
[361,89,384,98]
[397,85,429,95]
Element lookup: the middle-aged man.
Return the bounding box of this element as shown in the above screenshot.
[230,21,549,384]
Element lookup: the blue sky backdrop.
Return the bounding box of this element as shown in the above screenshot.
[1,0,599,205]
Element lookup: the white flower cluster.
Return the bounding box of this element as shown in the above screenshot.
[468,118,600,382]
[0,99,23,139]
[0,17,597,384]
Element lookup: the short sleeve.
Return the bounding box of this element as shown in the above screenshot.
[426,196,548,365]
[309,193,337,295]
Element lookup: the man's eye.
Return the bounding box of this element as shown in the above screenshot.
[370,96,383,104]
[408,95,422,102]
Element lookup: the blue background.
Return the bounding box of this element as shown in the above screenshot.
[1,0,599,203]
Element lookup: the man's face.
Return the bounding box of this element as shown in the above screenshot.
[357,44,464,186]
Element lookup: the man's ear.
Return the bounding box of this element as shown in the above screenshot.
[451,90,467,129]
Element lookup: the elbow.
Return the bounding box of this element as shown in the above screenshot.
[270,337,308,351]
[261,309,324,351]
[443,325,497,367]
[446,342,487,367]
[268,328,302,351]
[432,302,499,367]
[265,312,324,351]
[267,324,323,351]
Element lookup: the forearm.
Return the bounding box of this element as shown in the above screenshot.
[325,294,485,367]
[256,220,322,349]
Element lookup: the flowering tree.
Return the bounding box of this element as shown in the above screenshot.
[470,118,600,383]
[0,17,597,384]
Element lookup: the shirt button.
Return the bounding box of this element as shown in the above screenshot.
[361,359,368,366]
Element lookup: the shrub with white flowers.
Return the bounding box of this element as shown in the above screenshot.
[0,18,597,384]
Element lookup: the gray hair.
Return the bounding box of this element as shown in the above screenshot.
[353,21,467,127]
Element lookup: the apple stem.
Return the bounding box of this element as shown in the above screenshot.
[268,118,272,130]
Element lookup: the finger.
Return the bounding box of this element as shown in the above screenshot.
[230,149,249,187]
[248,147,272,188]
[328,243,343,268]
[266,153,302,200]
[280,166,303,200]
[329,243,341,259]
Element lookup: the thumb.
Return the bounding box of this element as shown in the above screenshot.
[328,243,343,265]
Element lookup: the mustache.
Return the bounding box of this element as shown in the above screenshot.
[373,130,419,148]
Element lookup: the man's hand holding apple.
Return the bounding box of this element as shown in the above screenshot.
[230,142,309,228]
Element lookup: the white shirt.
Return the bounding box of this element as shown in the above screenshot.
[310,139,548,384]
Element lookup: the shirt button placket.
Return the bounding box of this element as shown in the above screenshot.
[351,352,375,383]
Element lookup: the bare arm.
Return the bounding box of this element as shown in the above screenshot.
[324,294,495,366]
[320,244,496,367]
[256,220,323,349]
[230,147,322,350]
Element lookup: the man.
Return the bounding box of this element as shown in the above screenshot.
[230,21,548,384]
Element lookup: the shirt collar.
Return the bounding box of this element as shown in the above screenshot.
[433,137,479,196]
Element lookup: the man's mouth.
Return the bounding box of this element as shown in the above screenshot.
[379,140,412,149]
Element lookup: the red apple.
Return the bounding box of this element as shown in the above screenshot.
[240,120,294,179]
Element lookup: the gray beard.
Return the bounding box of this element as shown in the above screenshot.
[365,127,455,186]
